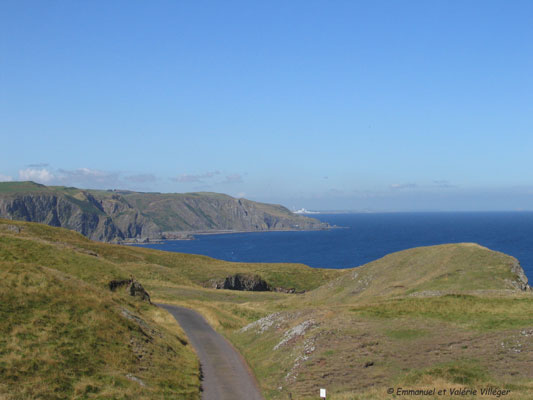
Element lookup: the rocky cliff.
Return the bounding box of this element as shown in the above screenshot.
[0,182,328,242]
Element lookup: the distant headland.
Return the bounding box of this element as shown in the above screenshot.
[0,181,329,243]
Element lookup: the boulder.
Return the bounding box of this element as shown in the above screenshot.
[210,273,271,291]
[109,277,152,303]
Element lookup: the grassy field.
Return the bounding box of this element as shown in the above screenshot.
[1,218,533,399]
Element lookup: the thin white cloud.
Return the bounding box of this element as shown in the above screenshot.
[327,188,344,195]
[76,168,106,177]
[27,163,49,168]
[17,166,159,190]
[172,171,220,183]
[125,173,157,184]
[0,173,13,182]
[433,180,455,188]
[19,168,55,183]
[56,168,121,188]
[222,174,243,184]
[390,183,418,190]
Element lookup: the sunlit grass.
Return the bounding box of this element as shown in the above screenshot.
[350,295,533,331]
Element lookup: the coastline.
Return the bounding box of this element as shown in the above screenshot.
[122,225,341,245]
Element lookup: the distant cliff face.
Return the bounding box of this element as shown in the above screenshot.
[0,182,328,242]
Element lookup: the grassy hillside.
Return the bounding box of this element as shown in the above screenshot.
[0,263,200,399]
[302,243,529,306]
[0,181,52,193]
[0,218,340,399]
[0,218,338,292]
[229,244,533,400]
[2,218,533,399]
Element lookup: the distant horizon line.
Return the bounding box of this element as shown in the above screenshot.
[295,209,533,214]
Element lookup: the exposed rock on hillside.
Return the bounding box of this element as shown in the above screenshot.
[109,278,152,303]
[0,181,328,242]
[209,274,271,291]
[208,273,305,293]
[509,259,531,291]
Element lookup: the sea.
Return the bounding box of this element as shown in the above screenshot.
[137,212,533,281]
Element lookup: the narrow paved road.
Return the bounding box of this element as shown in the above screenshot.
[158,304,264,400]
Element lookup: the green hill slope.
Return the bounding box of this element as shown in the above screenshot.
[231,245,533,400]
[0,218,338,293]
[303,243,530,306]
[0,263,200,399]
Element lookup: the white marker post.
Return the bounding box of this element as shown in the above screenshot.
[320,388,326,399]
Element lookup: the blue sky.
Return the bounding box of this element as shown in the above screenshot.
[1,0,532,211]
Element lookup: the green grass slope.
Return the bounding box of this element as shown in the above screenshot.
[230,244,533,400]
[0,218,339,339]
[303,243,529,306]
[0,262,200,399]
[0,218,338,293]
[0,181,52,193]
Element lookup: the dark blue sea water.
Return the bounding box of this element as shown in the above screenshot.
[137,212,533,280]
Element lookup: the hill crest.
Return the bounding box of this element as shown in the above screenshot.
[304,243,531,305]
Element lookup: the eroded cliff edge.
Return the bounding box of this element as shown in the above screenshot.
[0,181,328,242]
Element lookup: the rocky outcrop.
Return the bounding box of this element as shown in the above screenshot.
[209,274,271,291]
[0,182,328,242]
[0,224,21,234]
[0,193,111,240]
[509,260,531,291]
[161,232,195,240]
[207,274,305,293]
[109,278,152,303]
